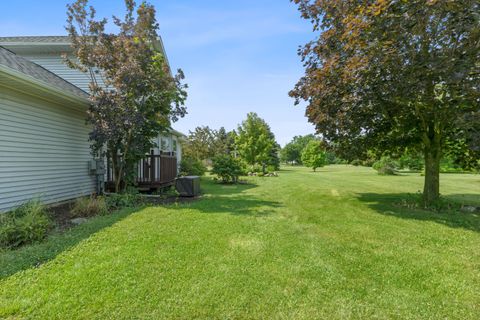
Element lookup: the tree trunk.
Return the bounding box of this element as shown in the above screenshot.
[423,141,441,205]
[118,130,134,193]
[111,151,122,193]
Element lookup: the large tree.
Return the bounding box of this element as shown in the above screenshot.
[66,0,187,192]
[236,113,279,172]
[291,0,480,204]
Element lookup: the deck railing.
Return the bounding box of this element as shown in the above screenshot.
[106,153,177,190]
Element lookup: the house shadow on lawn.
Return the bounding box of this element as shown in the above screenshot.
[356,193,480,233]
[206,181,258,196]
[0,208,138,280]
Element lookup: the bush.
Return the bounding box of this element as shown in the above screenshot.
[106,188,143,210]
[267,155,281,171]
[0,200,51,249]
[372,156,398,175]
[71,196,108,217]
[248,163,277,174]
[211,155,245,183]
[399,153,424,171]
[180,156,207,176]
[362,150,378,167]
[440,156,464,173]
[362,159,377,167]
[266,165,278,173]
[325,152,344,165]
[250,164,263,173]
[350,159,362,166]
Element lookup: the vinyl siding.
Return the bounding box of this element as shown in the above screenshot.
[0,88,95,212]
[21,54,105,93]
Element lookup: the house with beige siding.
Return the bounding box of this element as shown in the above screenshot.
[0,36,184,212]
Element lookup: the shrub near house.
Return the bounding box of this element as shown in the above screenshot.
[0,200,51,249]
[71,197,109,217]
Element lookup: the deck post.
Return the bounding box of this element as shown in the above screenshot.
[150,150,155,183]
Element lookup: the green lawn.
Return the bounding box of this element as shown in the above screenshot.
[1,166,479,319]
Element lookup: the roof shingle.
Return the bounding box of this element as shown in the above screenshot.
[0,36,70,44]
[0,46,88,99]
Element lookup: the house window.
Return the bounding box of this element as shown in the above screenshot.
[161,136,175,155]
[160,137,168,151]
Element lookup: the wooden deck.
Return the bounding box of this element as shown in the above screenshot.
[106,153,178,191]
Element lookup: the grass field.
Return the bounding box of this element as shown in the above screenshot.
[1,165,479,319]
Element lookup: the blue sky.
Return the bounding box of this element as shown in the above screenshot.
[0,0,316,146]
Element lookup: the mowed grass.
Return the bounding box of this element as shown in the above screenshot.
[1,166,479,319]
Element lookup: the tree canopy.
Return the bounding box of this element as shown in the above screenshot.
[183,126,216,161]
[236,113,280,172]
[301,140,327,172]
[291,0,480,204]
[183,126,236,161]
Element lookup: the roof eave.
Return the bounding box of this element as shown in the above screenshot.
[0,63,90,107]
[169,128,187,139]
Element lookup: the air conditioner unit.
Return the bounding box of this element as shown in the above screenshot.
[176,176,200,197]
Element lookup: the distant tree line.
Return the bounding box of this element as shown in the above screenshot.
[280,135,346,171]
[180,113,280,181]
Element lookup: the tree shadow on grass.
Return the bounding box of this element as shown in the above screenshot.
[356,193,480,233]
[0,208,138,280]
[170,180,282,216]
[183,195,283,216]
[0,180,280,279]
[203,181,258,196]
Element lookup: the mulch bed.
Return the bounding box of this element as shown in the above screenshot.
[48,202,75,232]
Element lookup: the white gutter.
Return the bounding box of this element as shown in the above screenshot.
[0,42,71,46]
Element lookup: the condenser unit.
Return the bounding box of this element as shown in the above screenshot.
[175,176,200,197]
